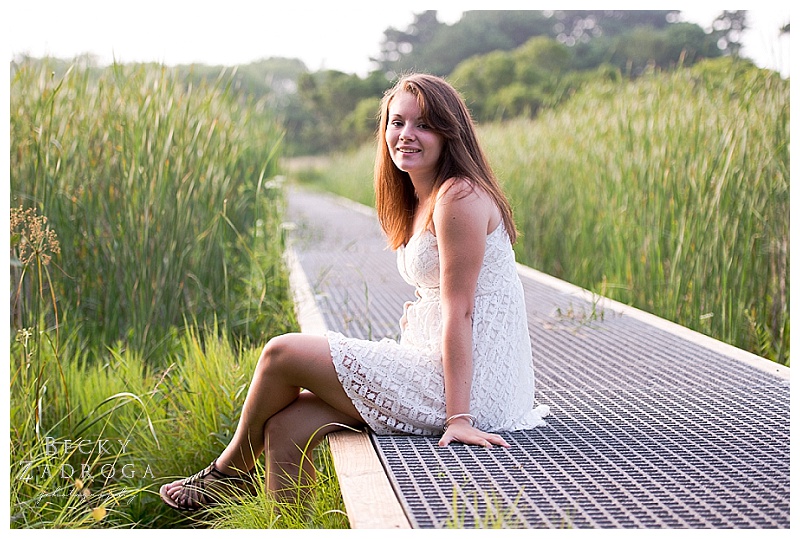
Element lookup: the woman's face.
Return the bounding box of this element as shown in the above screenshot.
[385,91,444,183]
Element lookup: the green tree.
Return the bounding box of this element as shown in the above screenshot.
[372,10,444,76]
[375,11,553,76]
[375,10,681,77]
[663,23,721,67]
[450,51,517,119]
[545,9,676,45]
[569,22,721,75]
[514,36,572,82]
[291,70,389,154]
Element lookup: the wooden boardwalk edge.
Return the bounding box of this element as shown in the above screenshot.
[284,247,328,336]
[327,430,412,529]
[284,246,412,529]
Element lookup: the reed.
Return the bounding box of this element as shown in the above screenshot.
[491,59,789,364]
[10,60,294,363]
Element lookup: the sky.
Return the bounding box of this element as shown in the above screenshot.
[3,1,792,77]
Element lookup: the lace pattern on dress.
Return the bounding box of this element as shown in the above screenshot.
[328,222,550,435]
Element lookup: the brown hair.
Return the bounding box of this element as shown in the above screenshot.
[374,73,518,250]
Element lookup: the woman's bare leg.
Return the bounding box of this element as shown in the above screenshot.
[264,391,363,503]
[161,333,364,506]
[215,333,363,473]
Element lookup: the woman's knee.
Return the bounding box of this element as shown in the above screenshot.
[256,333,332,383]
[256,333,300,377]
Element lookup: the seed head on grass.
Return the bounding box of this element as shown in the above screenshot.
[10,206,61,266]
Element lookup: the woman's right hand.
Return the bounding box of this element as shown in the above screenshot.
[438,420,510,449]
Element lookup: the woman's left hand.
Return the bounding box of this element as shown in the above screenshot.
[438,422,510,448]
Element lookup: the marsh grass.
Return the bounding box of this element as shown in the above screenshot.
[297,58,789,364]
[10,59,347,528]
[288,144,376,208]
[492,58,789,364]
[10,324,162,528]
[444,486,524,529]
[10,59,294,363]
[201,441,349,529]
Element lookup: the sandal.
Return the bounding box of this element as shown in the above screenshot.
[159,459,257,512]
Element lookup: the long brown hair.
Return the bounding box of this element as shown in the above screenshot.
[374,73,518,249]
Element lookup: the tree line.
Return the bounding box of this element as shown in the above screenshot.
[14,10,765,156]
[277,9,753,155]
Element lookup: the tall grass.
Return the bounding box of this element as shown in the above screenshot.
[10,60,294,363]
[296,58,789,364]
[10,59,348,528]
[493,58,789,364]
[10,328,160,528]
[288,145,376,208]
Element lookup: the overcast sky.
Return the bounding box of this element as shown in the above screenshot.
[3,2,792,77]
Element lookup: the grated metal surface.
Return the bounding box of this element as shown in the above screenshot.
[285,187,414,341]
[372,385,789,528]
[284,187,790,528]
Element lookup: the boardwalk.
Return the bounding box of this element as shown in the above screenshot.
[283,185,790,529]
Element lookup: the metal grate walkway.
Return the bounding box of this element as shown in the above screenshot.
[283,186,790,529]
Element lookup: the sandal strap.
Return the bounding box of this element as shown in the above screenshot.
[175,459,253,510]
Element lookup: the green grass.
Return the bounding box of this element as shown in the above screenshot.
[494,58,789,365]
[203,440,349,529]
[293,57,790,365]
[10,59,348,528]
[286,145,376,208]
[10,59,294,363]
[9,323,349,529]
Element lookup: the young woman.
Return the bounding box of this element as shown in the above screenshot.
[160,73,549,511]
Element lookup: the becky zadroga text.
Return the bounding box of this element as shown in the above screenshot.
[18,437,155,483]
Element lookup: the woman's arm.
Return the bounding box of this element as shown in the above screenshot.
[434,179,510,448]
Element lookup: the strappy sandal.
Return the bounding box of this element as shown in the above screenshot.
[159,459,257,512]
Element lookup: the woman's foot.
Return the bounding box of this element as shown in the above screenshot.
[159,459,257,511]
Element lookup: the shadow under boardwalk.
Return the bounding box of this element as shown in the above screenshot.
[283,185,790,529]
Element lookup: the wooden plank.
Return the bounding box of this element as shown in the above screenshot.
[284,246,328,336]
[327,430,411,529]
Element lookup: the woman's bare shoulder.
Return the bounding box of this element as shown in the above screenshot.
[433,177,496,232]
[436,177,491,206]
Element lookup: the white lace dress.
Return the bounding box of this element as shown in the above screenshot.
[327,223,550,435]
